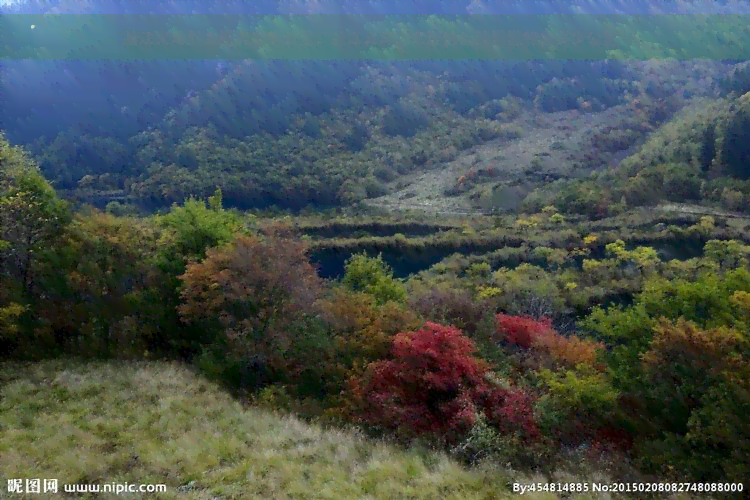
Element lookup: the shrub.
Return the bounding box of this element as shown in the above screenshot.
[495,313,604,369]
[342,252,407,305]
[635,318,750,482]
[319,287,422,388]
[409,286,489,335]
[535,333,604,368]
[479,385,538,438]
[178,233,327,389]
[536,365,622,449]
[352,322,492,444]
[35,212,157,359]
[495,313,555,349]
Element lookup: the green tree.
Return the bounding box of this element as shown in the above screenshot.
[0,133,70,353]
[342,253,407,306]
[0,136,70,298]
[141,195,243,358]
[35,212,158,358]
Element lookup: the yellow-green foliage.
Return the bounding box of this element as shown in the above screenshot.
[342,253,407,305]
[605,240,660,268]
[582,234,598,246]
[582,259,604,273]
[688,216,716,235]
[490,264,565,312]
[0,303,26,340]
[536,365,620,439]
[538,365,620,415]
[476,286,503,301]
[703,239,750,268]
[549,213,565,224]
[532,247,571,269]
[730,290,750,312]
[515,215,543,229]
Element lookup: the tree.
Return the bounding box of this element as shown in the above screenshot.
[0,134,70,299]
[140,195,243,358]
[318,287,422,403]
[34,212,158,358]
[0,133,70,354]
[635,318,749,482]
[342,253,407,306]
[714,92,750,180]
[178,232,326,388]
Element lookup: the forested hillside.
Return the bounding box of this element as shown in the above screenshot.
[5,59,746,220]
[2,122,750,494]
[3,3,750,494]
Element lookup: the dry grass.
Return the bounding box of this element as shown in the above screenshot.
[0,360,714,500]
[0,360,537,500]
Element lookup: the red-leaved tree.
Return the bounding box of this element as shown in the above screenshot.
[353,321,537,444]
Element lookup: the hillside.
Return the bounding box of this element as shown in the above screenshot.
[3,127,750,494]
[364,102,649,215]
[17,59,744,216]
[0,359,605,500]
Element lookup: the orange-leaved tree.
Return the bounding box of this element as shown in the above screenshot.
[178,231,327,387]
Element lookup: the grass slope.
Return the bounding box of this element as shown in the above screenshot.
[1,360,562,500]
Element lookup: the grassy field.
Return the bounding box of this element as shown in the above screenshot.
[0,360,550,500]
[0,360,712,500]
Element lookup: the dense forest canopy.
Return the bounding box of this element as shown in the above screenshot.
[3,57,749,213]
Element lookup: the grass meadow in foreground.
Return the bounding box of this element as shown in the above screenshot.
[0,360,701,500]
[0,360,530,500]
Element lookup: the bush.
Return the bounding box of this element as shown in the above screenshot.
[318,287,422,390]
[34,212,157,359]
[634,318,750,483]
[342,253,407,305]
[494,314,555,349]
[495,313,604,370]
[536,365,622,449]
[409,286,489,335]
[352,322,492,444]
[178,232,328,390]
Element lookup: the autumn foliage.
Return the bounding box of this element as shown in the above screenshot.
[495,313,555,349]
[319,288,422,382]
[496,313,603,367]
[353,322,537,443]
[178,233,324,374]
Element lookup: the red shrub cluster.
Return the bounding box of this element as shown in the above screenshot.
[495,313,555,348]
[479,386,539,438]
[354,322,537,443]
[496,313,604,368]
